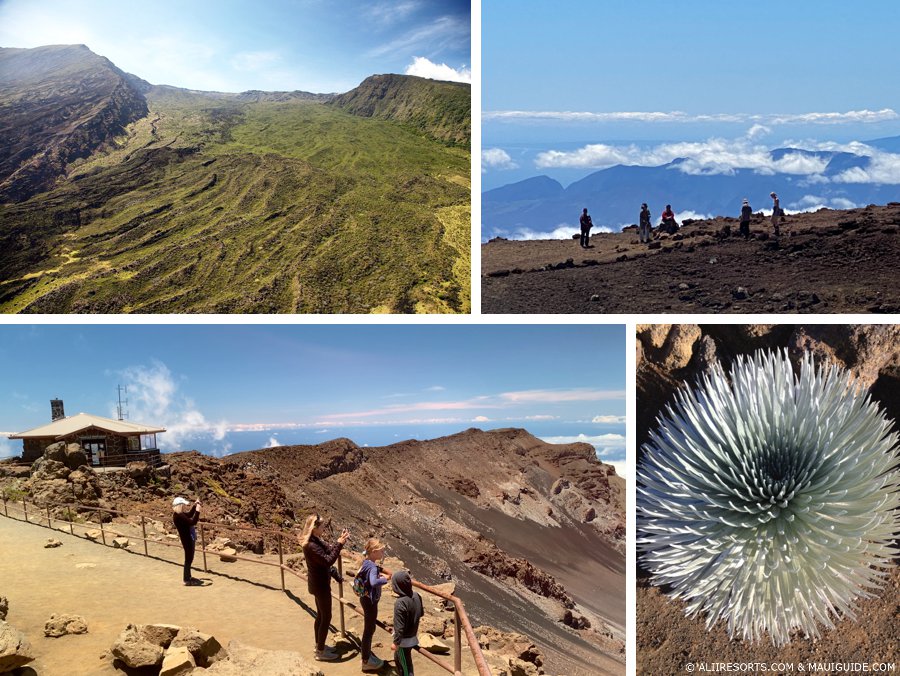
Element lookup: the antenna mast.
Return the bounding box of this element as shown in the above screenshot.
[116,385,129,421]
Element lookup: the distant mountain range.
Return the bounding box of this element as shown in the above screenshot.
[0,44,470,313]
[483,143,900,239]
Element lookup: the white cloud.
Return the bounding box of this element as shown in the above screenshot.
[264,436,281,448]
[119,361,228,451]
[473,415,491,422]
[365,1,422,24]
[494,222,612,240]
[424,385,446,392]
[485,108,899,125]
[500,389,625,403]
[314,428,330,434]
[0,437,16,459]
[746,124,771,140]
[788,195,861,212]
[535,137,834,177]
[592,415,627,424]
[538,433,626,463]
[404,56,470,83]
[369,15,468,58]
[482,148,518,171]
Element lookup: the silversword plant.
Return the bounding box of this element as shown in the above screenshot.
[638,349,900,646]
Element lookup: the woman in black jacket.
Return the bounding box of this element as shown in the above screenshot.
[172,496,201,586]
[300,513,350,661]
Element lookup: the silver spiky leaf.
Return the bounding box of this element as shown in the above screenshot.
[637,349,900,646]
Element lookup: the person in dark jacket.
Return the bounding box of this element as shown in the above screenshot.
[357,538,390,672]
[391,570,424,676]
[172,496,201,586]
[300,513,350,661]
[579,208,593,248]
[740,198,753,240]
[639,203,652,243]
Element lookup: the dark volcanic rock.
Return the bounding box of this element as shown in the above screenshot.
[0,45,149,202]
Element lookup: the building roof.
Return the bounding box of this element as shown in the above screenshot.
[8,413,166,440]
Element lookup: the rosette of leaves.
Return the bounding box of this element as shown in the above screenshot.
[638,349,900,646]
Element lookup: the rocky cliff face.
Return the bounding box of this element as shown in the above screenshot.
[328,73,470,148]
[0,45,149,202]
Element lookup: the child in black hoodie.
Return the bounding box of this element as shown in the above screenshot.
[391,570,424,676]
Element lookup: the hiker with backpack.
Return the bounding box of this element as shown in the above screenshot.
[300,513,350,662]
[391,570,424,676]
[354,538,391,672]
[579,207,593,248]
[740,198,753,240]
[639,203,652,243]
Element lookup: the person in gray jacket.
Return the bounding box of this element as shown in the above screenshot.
[391,570,424,676]
[639,203,651,243]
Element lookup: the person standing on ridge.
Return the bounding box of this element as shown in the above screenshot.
[301,514,350,662]
[579,208,593,248]
[740,198,753,240]
[357,538,390,672]
[639,203,652,243]
[770,192,782,237]
[172,496,202,586]
[660,204,678,234]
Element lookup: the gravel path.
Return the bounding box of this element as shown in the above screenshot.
[0,510,469,675]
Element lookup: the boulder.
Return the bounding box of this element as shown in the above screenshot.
[44,538,63,548]
[508,657,540,676]
[219,548,238,562]
[44,441,68,464]
[63,443,88,470]
[170,627,227,667]
[0,598,6,622]
[32,459,70,481]
[68,468,101,504]
[418,615,447,637]
[44,613,88,637]
[0,620,35,673]
[111,623,165,668]
[428,581,455,598]
[85,529,102,541]
[204,640,322,675]
[30,478,72,507]
[418,633,450,654]
[139,624,181,648]
[160,645,196,676]
[126,461,152,485]
[112,537,130,549]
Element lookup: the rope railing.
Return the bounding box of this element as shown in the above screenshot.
[0,496,491,676]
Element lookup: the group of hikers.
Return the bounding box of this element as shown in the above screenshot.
[173,498,423,674]
[578,192,786,246]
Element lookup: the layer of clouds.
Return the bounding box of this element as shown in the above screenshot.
[368,15,469,59]
[491,223,613,240]
[592,415,627,424]
[264,436,281,448]
[482,148,518,171]
[0,437,15,459]
[404,56,470,83]
[485,109,899,125]
[538,433,626,462]
[534,138,833,176]
[118,361,228,452]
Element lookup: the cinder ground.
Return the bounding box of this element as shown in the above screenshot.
[0,511,476,675]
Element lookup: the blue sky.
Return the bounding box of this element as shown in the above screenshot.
[0,325,626,469]
[483,0,900,190]
[0,0,470,92]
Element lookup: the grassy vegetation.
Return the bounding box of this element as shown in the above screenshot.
[2,481,28,502]
[0,88,470,313]
[203,477,243,506]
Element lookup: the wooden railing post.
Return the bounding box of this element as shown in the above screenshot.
[454,607,463,675]
[46,504,52,528]
[3,497,7,517]
[337,556,346,637]
[22,498,27,522]
[99,509,107,546]
[199,524,208,572]
[141,516,149,556]
[68,507,74,536]
[277,533,285,591]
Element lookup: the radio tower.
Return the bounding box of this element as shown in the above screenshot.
[116,385,129,421]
